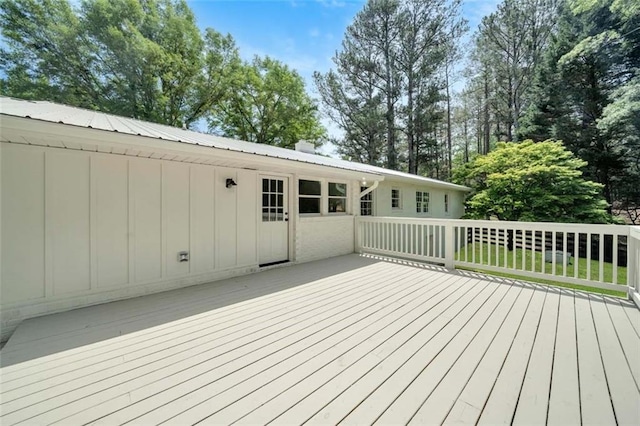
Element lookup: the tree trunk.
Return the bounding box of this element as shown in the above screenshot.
[407,74,416,174]
[445,62,452,178]
[483,72,490,154]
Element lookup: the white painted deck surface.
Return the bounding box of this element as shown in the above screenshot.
[0,254,638,425]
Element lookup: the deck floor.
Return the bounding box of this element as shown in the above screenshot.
[1,254,638,425]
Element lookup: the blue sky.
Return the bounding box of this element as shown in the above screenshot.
[188,0,502,152]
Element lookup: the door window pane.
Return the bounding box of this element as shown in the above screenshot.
[263,178,286,221]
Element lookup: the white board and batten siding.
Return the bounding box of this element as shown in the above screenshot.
[0,143,260,340]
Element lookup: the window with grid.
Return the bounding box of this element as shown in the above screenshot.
[360,186,373,216]
[444,193,449,213]
[416,191,429,213]
[391,188,401,209]
[328,182,347,213]
[262,178,284,222]
[298,179,321,214]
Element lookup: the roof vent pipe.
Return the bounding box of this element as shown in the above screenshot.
[295,140,316,154]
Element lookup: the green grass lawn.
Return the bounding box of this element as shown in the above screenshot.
[456,242,628,297]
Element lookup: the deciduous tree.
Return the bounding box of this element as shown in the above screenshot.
[454,140,612,223]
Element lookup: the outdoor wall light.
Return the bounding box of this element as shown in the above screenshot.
[226,178,237,188]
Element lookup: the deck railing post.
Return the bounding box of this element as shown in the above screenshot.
[629,227,639,304]
[444,221,455,270]
[354,216,361,254]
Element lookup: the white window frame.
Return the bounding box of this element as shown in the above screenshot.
[328,181,348,214]
[391,188,402,210]
[416,191,429,213]
[297,177,350,216]
[298,178,322,215]
[360,186,373,216]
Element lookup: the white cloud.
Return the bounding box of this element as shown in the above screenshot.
[316,0,347,8]
[309,27,321,38]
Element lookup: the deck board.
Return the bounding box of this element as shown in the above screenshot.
[589,294,640,425]
[511,287,561,425]
[547,290,580,425]
[1,254,638,425]
[574,292,617,424]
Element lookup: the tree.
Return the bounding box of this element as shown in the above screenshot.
[315,0,466,174]
[209,56,326,148]
[519,0,638,213]
[461,0,557,149]
[454,140,612,223]
[348,0,403,170]
[395,0,466,174]
[598,72,640,223]
[1,0,245,128]
[313,22,386,165]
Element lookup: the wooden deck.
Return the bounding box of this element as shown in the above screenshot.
[0,254,638,425]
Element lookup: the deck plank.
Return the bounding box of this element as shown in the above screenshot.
[301,277,491,426]
[1,264,408,411]
[547,289,580,425]
[1,261,396,395]
[142,271,463,425]
[589,294,640,425]
[235,276,481,425]
[604,297,640,386]
[445,285,547,425]
[85,272,464,425]
[574,292,616,424]
[66,266,450,425]
[470,288,547,424]
[511,286,561,425]
[3,265,424,424]
[341,278,509,424]
[1,256,384,370]
[408,283,536,424]
[0,254,638,426]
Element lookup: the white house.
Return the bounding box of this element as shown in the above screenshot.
[0,97,469,341]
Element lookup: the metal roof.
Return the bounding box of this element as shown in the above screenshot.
[0,97,470,191]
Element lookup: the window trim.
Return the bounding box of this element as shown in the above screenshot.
[298,179,322,215]
[297,177,350,216]
[416,191,430,214]
[391,188,402,210]
[328,181,348,215]
[360,186,373,216]
[444,193,450,214]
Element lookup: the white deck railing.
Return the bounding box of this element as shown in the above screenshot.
[356,217,639,300]
[629,226,640,306]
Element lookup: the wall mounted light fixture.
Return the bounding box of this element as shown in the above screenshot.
[226,178,237,188]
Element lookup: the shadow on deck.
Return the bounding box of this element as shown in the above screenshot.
[1,254,638,425]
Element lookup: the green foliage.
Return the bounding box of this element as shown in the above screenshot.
[315,0,466,173]
[0,0,326,143]
[454,140,612,223]
[518,0,638,220]
[209,56,325,149]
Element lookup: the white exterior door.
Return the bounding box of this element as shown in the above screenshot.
[259,176,289,265]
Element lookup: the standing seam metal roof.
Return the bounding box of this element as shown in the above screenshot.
[0,97,470,191]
